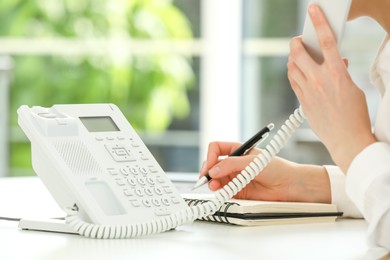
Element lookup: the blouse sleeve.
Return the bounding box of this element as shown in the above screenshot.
[346,142,390,250]
[324,165,362,218]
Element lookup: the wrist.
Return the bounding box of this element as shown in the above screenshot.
[291,164,331,203]
[331,133,377,173]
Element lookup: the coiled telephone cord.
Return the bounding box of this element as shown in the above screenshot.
[65,106,305,238]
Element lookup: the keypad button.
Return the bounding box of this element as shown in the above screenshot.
[152,199,161,207]
[137,178,146,186]
[154,187,163,195]
[146,177,155,185]
[139,167,148,175]
[144,188,153,196]
[127,178,137,186]
[135,189,144,197]
[120,168,129,176]
[142,199,152,207]
[129,167,138,175]
[161,198,170,206]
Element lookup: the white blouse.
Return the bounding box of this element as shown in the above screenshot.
[325,36,390,251]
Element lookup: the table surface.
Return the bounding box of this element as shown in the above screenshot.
[0,176,388,260]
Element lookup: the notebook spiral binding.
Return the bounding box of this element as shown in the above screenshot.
[184,198,239,224]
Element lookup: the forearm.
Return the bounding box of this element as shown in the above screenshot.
[290,163,331,203]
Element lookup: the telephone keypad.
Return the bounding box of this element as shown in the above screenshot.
[104,136,182,217]
[107,164,179,215]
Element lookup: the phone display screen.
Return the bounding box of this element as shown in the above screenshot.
[79,116,120,132]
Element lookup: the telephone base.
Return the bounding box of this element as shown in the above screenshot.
[19,218,78,235]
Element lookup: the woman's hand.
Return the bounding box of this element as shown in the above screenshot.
[287,4,376,172]
[200,141,331,203]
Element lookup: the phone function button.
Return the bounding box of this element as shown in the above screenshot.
[171,197,181,204]
[123,189,134,196]
[105,144,136,162]
[156,177,165,184]
[155,208,171,216]
[115,179,126,186]
[148,166,158,173]
[95,136,104,141]
[163,187,173,194]
[129,199,141,207]
[130,140,139,147]
[139,153,149,160]
[108,169,119,175]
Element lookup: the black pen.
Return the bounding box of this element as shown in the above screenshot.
[192,123,274,190]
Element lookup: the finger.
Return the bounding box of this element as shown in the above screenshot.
[208,176,233,191]
[206,142,241,169]
[289,77,304,103]
[287,58,306,89]
[289,37,317,75]
[308,4,343,67]
[199,159,222,178]
[208,156,255,179]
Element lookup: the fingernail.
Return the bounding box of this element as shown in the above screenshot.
[308,4,318,17]
[209,166,221,177]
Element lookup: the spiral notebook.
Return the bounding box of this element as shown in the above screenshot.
[182,194,343,226]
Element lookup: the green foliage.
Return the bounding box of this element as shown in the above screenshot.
[2,0,195,131]
[1,0,195,176]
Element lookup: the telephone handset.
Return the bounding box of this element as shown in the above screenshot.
[17,1,350,239]
[302,0,351,63]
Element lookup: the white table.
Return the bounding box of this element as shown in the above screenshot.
[0,176,388,260]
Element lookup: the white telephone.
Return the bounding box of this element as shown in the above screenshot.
[17,103,303,238]
[17,104,188,226]
[16,0,350,239]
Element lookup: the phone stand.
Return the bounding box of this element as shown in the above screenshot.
[19,218,78,235]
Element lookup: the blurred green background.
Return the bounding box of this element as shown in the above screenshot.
[1,0,195,176]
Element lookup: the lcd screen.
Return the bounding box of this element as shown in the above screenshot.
[79,116,120,132]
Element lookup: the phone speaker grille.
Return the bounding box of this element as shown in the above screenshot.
[53,140,103,176]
